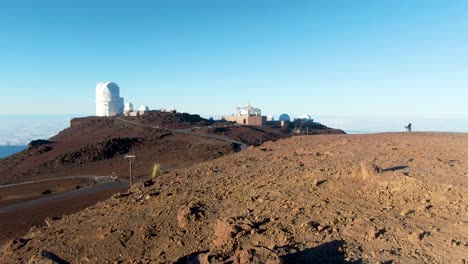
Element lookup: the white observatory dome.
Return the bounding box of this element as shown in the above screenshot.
[96,82,120,101]
[267,115,274,121]
[300,114,312,120]
[95,81,124,117]
[124,102,134,112]
[139,105,149,112]
[279,114,290,122]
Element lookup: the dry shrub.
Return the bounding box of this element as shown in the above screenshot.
[151,162,161,179]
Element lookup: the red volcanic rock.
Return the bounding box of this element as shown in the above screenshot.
[232,247,282,264]
[1,133,467,263]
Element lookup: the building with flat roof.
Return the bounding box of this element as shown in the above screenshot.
[224,103,266,126]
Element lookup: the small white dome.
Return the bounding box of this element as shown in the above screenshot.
[300,114,312,120]
[139,105,149,111]
[124,102,134,111]
[267,115,274,121]
[279,114,290,122]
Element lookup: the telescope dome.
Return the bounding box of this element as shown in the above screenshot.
[279,114,290,122]
[124,102,134,112]
[139,105,149,111]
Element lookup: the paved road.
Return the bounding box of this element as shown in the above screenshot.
[0,180,128,214]
[0,175,106,189]
[115,117,248,150]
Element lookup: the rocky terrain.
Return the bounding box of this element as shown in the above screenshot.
[0,112,299,185]
[2,132,466,263]
[0,112,344,185]
[0,114,222,185]
[0,112,344,246]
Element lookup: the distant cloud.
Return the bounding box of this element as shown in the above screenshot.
[0,115,82,146]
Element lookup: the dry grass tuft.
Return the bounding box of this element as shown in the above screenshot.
[151,162,161,179]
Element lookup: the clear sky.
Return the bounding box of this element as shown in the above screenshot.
[0,1,467,128]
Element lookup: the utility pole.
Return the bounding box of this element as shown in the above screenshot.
[125,155,136,187]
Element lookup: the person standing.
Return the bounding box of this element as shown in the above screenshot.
[407,123,412,132]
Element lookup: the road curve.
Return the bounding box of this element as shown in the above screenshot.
[0,118,247,218]
[0,175,105,189]
[0,180,128,214]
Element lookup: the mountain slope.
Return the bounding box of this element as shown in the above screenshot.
[2,133,466,263]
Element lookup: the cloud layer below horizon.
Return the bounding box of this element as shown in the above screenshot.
[0,114,466,148]
[0,115,78,146]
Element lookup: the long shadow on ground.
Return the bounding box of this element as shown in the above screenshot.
[281,240,363,264]
[175,240,364,264]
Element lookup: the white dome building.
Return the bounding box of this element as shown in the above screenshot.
[139,105,149,114]
[124,102,134,112]
[267,115,274,121]
[96,82,124,117]
[299,114,312,120]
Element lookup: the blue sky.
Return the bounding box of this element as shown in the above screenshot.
[0,0,467,131]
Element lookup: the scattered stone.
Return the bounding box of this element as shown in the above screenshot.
[10,238,29,251]
[177,202,205,229]
[213,218,236,248]
[368,227,386,239]
[312,179,319,187]
[408,231,428,243]
[44,217,61,228]
[111,192,132,200]
[143,180,155,187]
[399,209,415,217]
[232,246,282,264]
[360,161,383,180]
[28,250,69,264]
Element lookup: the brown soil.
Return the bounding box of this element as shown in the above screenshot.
[0,112,342,251]
[1,133,466,263]
[0,114,231,185]
[0,112,310,185]
[208,125,291,146]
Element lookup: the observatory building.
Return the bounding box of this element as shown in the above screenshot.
[124,102,134,114]
[96,82,124,117]
[139,105,149,115]
[299,114,312,120]
[264,113,291,127]
[224,103,266,126]
[279,114,291,122]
